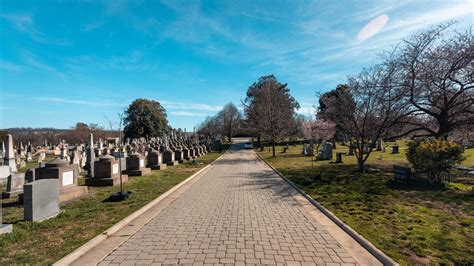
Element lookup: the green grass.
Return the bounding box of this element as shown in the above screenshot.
[0,152,222,265]
[257,144,474,265]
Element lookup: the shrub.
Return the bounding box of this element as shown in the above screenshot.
[407,138,465,182]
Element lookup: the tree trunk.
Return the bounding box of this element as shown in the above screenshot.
[272,139,276,157]
[357,157,365,172]
[257,136,261,147]
[437,113,450,140]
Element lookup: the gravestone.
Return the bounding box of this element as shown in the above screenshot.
[348,144,355,156]
[0,166,12,181]
[393,165,411,181]
[308,140,314,156]
[86,155,128,186]
[163,149,178,166]
[335,152,343,163]
[147,150,167,170]
[391,145,399,154]
[182,147,190,160]
[2,173,25,199]
[301,144,308,155]
[3,134,17,172]
[376,139,383,151]
[175,149,186,164]
[188,147,196,159]
[23,179,60,222]
[318,142,333,160]
[0,202,12,234]
[25,168,36,183]
[126,153,151,176]
[35,158,88,203]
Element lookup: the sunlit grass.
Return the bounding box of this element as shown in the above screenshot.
[257,144,474,265]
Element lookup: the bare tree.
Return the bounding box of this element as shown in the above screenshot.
[302,118,336,153]
[196,116,221,137]
[216,102,242,141]
[244,75,300,157]
[392,23,474,139]
[323,63,410,171]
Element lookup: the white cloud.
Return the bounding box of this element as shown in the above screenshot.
[357,15,389,42]
[384,1,473,33]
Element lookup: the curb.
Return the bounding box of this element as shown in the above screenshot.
[54,152,227,266]
[255,151,398,266]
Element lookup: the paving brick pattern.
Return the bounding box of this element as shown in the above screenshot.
[99,146,358,265]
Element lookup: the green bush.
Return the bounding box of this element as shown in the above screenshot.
[407,138,465,182]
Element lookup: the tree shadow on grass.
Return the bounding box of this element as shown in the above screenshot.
[388,179,449,192]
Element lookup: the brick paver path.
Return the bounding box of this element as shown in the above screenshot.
[99,145,359,265]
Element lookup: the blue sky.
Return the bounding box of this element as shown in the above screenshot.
[0,0,472,130]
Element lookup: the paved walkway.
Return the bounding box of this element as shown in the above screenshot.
[97,143,378,265]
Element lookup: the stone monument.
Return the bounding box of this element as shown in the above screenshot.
[35,158,88,203]
[2,173,25,199]
[163,149,178,166]
[86,155,128,186]
[23,179,60,222]
[147,150,167,170]
[3,134,17,172]
[86,133,95,177]
[126,153,151,176]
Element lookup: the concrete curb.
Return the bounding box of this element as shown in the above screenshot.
[255,151,399,266]
[54,152,227,266]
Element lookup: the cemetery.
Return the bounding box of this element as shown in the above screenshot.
[1,1,472,265]
[257,141,474,265]
[0,131,224,264]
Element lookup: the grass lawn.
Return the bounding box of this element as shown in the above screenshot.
[0,152,222,265]
[257,143,473,265]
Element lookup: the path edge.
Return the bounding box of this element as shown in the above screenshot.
[255,151,398,266]
[54,151,227,266]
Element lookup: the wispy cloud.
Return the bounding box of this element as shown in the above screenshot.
[33,97,221,116]
[0,60,22,72]
[0,13,71,45]
[170,111,207,117]
[160,100,222,112]
[21,51,68,80]
[384,1,473,34]
[34,97,123,107]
